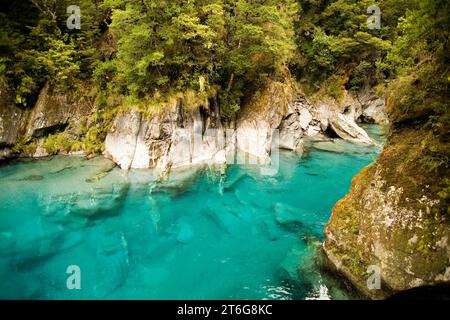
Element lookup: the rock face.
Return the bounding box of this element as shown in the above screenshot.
[324,125,450,299]
[329,113,374,145]
[2,75,386,171]
[0,93,24,145]
[27,83,95,138]
[0,82,96,161]
[356,87,389,125]
[104,109,142,170]
[236,81,294,162]
[278,97,311,152]
[0,86,28,159]
[104,81,298,172]
[309,90,386,146]
[104,80,385,173]
[105,98,227,172]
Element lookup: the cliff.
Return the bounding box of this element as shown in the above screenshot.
[0,81,97,160]
[102,78,383,176]
[1,76,384,176]
[324,105,450,299]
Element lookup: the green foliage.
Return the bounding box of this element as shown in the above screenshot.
[11,139,37,155]
[43,133,74,154]
[0,0,106,107]
[2,0,448,127]
[219,90,242,119]
[82,125,107,155]
[100,0,298,116]
[294,0,413,90]
[386,0,450,125]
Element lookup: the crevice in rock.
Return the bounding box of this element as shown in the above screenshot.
[199,105,209,135]
[358,114,376,124]
[32,122,69,138]
[324,126,339,139]
[0,142,13,149]
[176,99,185,128]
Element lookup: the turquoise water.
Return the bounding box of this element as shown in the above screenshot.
[0,127,385,300]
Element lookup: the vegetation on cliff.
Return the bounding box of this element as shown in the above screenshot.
[3,0,446,118]
[1,0,448,187]
[0,0,106,106]
[324,0,449,299]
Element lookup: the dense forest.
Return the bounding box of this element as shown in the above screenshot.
[0,0,449,158]
[1,0,448,114]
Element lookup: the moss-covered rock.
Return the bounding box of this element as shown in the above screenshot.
[324,123,450,299]
[0,84,29,159]
[26,82,96,139]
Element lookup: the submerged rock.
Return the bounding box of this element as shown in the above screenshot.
[277,242,306,285]
[175,222,194,244]
[204,202,241,235]
[311,140,374,155]
[42,182,130,218]
[37,159,129,219]
[18,175,44,181]
[85,160,116,183]
[274,202,305,230]
[261,219,282,241]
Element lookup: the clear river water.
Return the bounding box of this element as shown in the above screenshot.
[0,126,386,300]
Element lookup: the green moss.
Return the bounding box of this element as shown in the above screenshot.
[417,207,447,255]
[437,179,450,200]
[78,121,88,137]
[71,140,84,152]
[82,126,105,155]
[341,254,367,278]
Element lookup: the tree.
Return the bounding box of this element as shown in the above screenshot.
[294,0,414,90]
[99,0,297,116]
[0,0,105,106]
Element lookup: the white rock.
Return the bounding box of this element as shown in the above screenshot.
[362,98,389,124]
[329,113,374,145]
[130,135,150,169]
[104,109,142,170]
[299,108,313,130]
[306,125,321,137]
[236,121,273,164]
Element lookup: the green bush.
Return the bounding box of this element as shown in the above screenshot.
[43,133,74,155]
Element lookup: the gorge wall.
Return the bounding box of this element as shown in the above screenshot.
[1,77,387,172]
[102,81,382,176]
[324,104,450,299]
[0,82,97,160]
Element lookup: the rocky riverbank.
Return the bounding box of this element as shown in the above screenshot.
[102,81,385,176]
[1,79,386,173]
[324,105,450,299]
